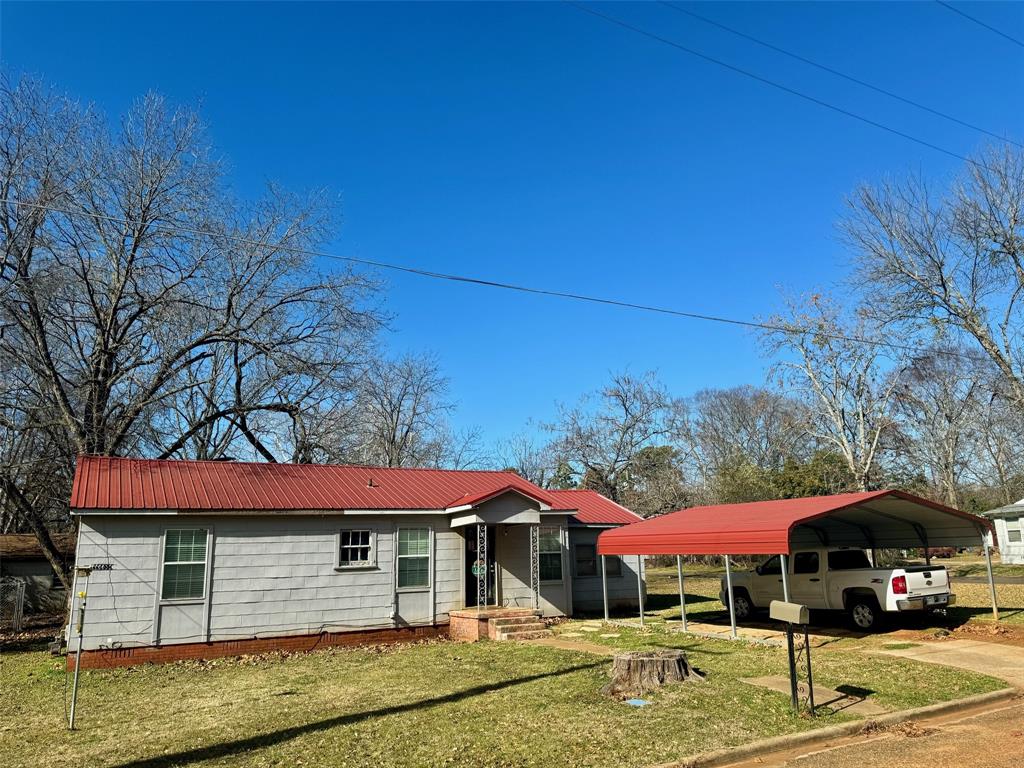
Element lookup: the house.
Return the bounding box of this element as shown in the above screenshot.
[984,498,1024,565]
[0,533,76,613]
[67,456,644,666]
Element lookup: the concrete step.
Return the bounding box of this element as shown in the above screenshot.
[495,622,547,636]
[495,628,553,642]
[490,616,542,628]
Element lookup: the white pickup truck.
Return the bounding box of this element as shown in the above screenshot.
[721,547,956,630]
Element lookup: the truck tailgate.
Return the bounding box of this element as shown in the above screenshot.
[903,566,949,596]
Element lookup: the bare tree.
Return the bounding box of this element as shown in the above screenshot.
[676,385,810,492]
[0,78,381,585]
[496,430,556,487]
[891,345,986,507]
[764,295,903,491]
[341,352,479,468]
[550,372,676,503]
[845,146,1024,409]
[973,379,1024,505]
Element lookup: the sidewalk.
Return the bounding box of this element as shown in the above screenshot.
[873,638,1024,688]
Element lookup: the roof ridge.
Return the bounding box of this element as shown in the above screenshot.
[77,455,520,475]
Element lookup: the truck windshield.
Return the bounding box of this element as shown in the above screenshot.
[827,550,872,570]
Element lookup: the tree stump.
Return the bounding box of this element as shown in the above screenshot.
[601,650,705,698]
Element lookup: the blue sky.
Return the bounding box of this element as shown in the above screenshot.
[2,1,1022,448]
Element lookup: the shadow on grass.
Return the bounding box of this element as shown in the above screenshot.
[112,660,605,768]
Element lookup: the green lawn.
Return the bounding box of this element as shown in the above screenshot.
[0,630,1004,768]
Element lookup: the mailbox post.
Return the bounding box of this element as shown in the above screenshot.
[769,600,814,716]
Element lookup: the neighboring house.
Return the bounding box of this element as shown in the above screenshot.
[67,456,643,665]
[984,498,1024,565]
[0,533,75,614]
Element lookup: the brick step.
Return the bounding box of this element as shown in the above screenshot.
[490,616,542,628]
[495,628,552,642]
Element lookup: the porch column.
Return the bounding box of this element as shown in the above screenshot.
[724,555,737,639]
[601,554,609,621]
[780,553,791,602]
[982,531,999,622]
[636,554,645,627]
[676,555,687,631]
[476,523,487,614]
[529,523,540,612]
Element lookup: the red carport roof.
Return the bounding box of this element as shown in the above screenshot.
[597,490,992,556]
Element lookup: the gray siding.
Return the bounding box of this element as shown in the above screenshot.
[568,527,643,613]
[71,513,462,652]
[495,518,572,616]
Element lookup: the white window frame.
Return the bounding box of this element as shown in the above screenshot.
[539,526,563,583]
[336,528,377,570]
[396,526,432,592]
[159,527,210,604]
[1006,517,1023,544]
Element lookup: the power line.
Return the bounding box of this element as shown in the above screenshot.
[0,196,972,360]
[565,1,987,170]
[659,1,1022,149]
[935,1,1024,50]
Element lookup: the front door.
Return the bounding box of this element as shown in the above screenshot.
[751,554,785,606]
[465,525,497,607]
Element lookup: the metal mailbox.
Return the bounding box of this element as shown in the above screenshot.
[769,600,809,625]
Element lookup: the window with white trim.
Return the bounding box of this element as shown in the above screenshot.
[161,528,208,600]
[1007,517,1022,544]
[339,529,375,567]
[539,527,562,581]
[397,528,430,589]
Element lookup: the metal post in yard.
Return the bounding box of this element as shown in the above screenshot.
[982,532,999,622]
[601,554,609,621]
[804,624,815,717]
[68,589,87,730]
[785,622,799,713]
[676,555,687,631]
[636,554,645,627]
[724,555,737,639]
[780,553,791,603]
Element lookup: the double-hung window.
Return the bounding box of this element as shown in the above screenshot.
[539,527,562,581]
[575,544,622,577]
[1007,517,1023,544]
[339,529,375,568]
[397,528,430,589]
[161,528,208,601]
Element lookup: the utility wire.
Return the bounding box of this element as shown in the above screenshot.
[566,1,987,170]
[0,196,973,360]
[659,1,1022,149]
[935,0,1024,50]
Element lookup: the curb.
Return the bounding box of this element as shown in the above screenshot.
[656,687,1020,768]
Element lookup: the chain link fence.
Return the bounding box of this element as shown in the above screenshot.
[1,577,27,632]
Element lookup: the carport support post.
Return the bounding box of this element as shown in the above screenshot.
[724,555,737,639]
[780,553,791,602]
[636,555,645,627]
[676,555,687,631]
[982,533,999,622]
[601,555,609,621]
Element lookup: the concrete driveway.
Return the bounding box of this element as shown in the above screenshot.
[873,638,1024,688]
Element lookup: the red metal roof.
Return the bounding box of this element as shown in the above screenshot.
[70,457,639,527]
[549,489,644,525]
[597,490,992,556]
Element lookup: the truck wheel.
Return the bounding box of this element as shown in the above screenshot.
[848,597,882,631]
[730,590,753,621]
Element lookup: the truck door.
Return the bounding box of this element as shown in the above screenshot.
[751,555,785,605]
[789,550,826,607]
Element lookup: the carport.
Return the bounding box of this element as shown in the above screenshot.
[597,490,998,638]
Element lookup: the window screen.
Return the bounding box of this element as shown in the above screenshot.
[539,527,562,581]
[397,528,430,588]
[161,529,208,600]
